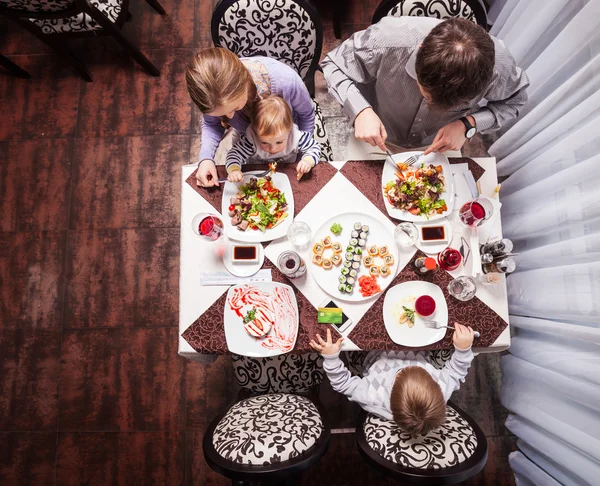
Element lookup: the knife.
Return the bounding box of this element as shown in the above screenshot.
[463,171,479,199]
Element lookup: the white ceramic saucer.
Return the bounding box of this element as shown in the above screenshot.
[223,243,264,277]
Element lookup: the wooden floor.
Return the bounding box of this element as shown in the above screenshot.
[0,0,514,484]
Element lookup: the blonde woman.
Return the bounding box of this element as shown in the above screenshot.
[186,48,315,187]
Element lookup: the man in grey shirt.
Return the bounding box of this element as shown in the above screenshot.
[322,17,529,155]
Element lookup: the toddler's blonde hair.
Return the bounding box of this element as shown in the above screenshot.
[390,366,446,436]
[252,96,293,138]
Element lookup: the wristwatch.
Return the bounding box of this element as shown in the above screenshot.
[459,117,477,139]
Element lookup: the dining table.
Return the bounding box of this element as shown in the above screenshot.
[178,157,510,362]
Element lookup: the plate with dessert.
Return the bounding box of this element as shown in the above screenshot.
[223,282,299,357]
[382,281,448,346]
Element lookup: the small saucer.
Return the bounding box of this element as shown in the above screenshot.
[223,243,264,277]
[415,220,453,255]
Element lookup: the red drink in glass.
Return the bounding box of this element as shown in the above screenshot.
[438,248,462,271]
[459,198,493,227]
[198,215,223,241]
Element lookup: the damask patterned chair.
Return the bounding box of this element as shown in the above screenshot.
[0,0,165,81]
[372,0,488,28]
[211,0,334,162]
[202,353,330,484]
[356,401,487,484]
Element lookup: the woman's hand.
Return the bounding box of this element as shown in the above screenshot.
[310,328,344,355]
[227,169,243,183]
[354,107,387,152]
[196,159,219,187]
[452,322,475,350]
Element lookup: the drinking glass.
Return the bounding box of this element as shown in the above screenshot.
[459,198,494,227]
[287,221,312,248]
[448,276,477,301]
[192,213,224,242]
[438,247,462,271]
[394,222,418,248]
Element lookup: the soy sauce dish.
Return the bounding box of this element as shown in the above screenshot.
[231,244,260,264]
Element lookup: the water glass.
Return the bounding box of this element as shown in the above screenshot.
[287,221,312,248]
[448,276,477,301]
[394,222,418,248]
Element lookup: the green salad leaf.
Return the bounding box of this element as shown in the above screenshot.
[402,306,415,325]
[243,308,257,323]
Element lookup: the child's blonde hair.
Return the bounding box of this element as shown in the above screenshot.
[390,366,446,436]
[252,96,293,138]
[186,48,256,114]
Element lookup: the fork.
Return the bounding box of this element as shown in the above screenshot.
[382,150,423,169]
[218,166,274,184]
[422,319,480,338]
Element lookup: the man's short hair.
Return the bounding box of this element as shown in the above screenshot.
[415,18,495,108]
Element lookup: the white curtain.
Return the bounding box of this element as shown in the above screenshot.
[486,0,600,484]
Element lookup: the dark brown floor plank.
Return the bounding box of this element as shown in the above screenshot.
[0,19,54,56]
[70,135,185,229]
[0,231,66,329]
[186,429,231,486]
[59,327,185,431]
[463,435,517,486]
[0,329,61,430]
[64,228,179,328]
[0,432,56,486]
[0,139,72,232]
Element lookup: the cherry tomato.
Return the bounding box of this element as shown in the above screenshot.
[228,205,235,211]
[409,208,421,215]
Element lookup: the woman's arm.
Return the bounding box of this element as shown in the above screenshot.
[198,115,226,163]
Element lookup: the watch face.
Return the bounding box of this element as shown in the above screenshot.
[466,127,477,139]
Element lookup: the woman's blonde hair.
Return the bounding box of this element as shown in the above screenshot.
[186,48,256,114]
[390,366,446,436]
[252,96,293,138]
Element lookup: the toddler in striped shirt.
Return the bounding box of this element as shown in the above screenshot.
[226,95,320,182]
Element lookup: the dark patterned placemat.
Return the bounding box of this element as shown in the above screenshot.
[185,162,338,217]
[340,157,486,222]
[347,251,508,351]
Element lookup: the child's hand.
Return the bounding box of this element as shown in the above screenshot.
[452,322,475,350]
[227,170,243,183]
[297,157,315,175]
[309,328,343,356]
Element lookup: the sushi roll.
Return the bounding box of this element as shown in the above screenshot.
[331,253,343,266]
[351,230,359,238]
[369,266,380,276]
[312,254,323,266]
[322,258,333,270]
[345,284,354,293]
[331,242,343,253]
[353,254,362,262]
[354,223,362,231]
[379,245,389,257]
[345,252,354,261]
[344,260,352,268]
[354,247,363,255]
[341,267,350,276]
[347,277,356,285]
[368,245,379,256]
[349,269,358,278]
[361,225,369,233]
[380,266,391,277]
[358,238,366,247]
[383,254,395,266]
[359,231,367,240]
[363,256,374,268]
[346,245,355,252]
[350,238,358,246]
[338,283,346,293]
[323,236,332,248]
[313,242,324,255]
[338,275,347,284]
[352,262,360,269]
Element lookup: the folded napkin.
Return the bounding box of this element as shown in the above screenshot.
[199,269,272,286]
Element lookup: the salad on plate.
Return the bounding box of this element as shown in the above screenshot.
[384,163,447,217]
[228,176,289,232]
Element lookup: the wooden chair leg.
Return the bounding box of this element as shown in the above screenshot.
[332,0,342,38]
[0,53,31,78]
[144,0,167,15]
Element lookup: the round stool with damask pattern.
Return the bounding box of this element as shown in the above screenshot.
[356,401,487,484]
[372,0,488,28]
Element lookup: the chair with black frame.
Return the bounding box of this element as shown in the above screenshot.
[0,0,166,82]
[202,353,331,485]
[372,0,488,28]
[211,0,334,162]
[355,401,488,484]
[0,52,30,77]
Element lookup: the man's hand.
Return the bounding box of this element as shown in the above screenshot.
[452,322,475,350]
[196,159,219,187]
[354,107,387,152]
[310,328,344,356]
[424,116,474,155]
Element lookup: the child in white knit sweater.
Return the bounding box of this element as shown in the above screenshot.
[310,323,475,435]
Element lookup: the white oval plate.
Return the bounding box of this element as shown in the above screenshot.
[383,281,448,347]
[222,171,294,243]
[414,220,453,255]
[310,212,399,302]
[381,152,455,222]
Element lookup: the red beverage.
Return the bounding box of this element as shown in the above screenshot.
[199,216,223,241]
[459,198,493,227]
[415,295,436,316]
[438,248,462,271]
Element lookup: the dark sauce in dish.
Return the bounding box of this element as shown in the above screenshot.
[421,226,445,241]
[233,246,257,260]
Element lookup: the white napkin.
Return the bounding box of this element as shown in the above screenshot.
[199,269,272,286]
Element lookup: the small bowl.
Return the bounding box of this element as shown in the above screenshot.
[415,295,436,317]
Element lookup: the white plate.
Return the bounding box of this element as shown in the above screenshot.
[383,281,448,347]
[310,212,399,302]
[223,282,299,357]
[414,220,453,255]
[381,152,455,222]
[223,243,265,277]
[222,171,294,243]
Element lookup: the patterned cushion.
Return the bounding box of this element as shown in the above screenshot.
[363,406,477,469]
[213,393,323,465]
[232,353,324,393]
[428,349,454,370]
[0,0,73,13]
[344,350,367,376]
[313,100,333,162]
[216,0,318,79]
[25,0,123,34]
[388,0,476,23]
